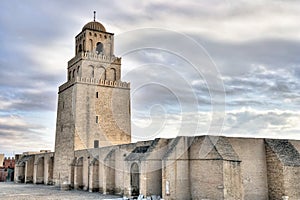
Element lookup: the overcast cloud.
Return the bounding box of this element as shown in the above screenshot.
[0,0,299,156]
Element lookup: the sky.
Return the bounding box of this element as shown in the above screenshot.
[1,0,300,157]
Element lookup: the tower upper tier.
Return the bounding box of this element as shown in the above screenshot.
[75,20,114,57]
[64,17,124,89]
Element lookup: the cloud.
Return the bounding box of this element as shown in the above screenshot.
[0,89,57,112]
[223,108,300,138]
[0,0,300,156]
[107,0,300,41]
[0,115,54,156]
[131,107,300,141]
[223,65,300,110]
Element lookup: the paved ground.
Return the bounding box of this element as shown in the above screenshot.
[0,182,121,200]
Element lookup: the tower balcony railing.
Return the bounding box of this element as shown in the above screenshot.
[59,76,130,92]
[68,51,121,67]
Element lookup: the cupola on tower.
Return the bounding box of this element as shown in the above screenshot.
[53,13,131,185]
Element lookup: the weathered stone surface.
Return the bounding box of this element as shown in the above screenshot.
[265,139,300,200]
[265,139,300,166]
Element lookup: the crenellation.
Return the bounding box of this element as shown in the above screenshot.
[58,79,75,93]
[68,51,121,67]
[59,77,130,93]
[77,77,130,89]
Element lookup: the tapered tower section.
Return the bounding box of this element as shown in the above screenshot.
[53,17,131,186]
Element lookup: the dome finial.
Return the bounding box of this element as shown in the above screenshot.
[93,11,96,22]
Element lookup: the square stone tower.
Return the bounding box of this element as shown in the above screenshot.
[53,17,131,186]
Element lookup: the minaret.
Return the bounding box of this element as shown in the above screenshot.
[53,14,131,186]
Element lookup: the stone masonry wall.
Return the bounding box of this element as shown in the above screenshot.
[142,160,162,196]
[74,79,130,150]
[162,137,191,200]
[25,157,34,183]
[53,86,75,186]
[223,161,242,200]
[283,166,300,199]
[140,139,169,197]
[266,139,300,200]
[265,143,285,199]
[190,159,224,200]
[229,138,268,200]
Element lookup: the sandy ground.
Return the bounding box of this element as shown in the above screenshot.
[0,182,121,200]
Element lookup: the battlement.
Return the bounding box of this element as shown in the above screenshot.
[59,76,130,92]
[68,51,121,67]
[77,77,130,88]
[4,157,15,160]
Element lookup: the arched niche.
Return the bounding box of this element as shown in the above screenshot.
[75,157,84,189]
[106,68,116,81]
[130,162,140,196]
[95,66,106,80]
[86,65,95,78]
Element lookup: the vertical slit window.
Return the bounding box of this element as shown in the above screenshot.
[94,140,99,148]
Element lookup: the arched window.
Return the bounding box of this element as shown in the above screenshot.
[130,163,140,196]
[72,69,76,78]
[78,44,82,53]
[96,42,103,54]
[83,40,85,51]
[94,140,99,148]
[77,66,80,76]
[89,39,93,52]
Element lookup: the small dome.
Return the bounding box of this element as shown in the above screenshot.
[82,21,106,32]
